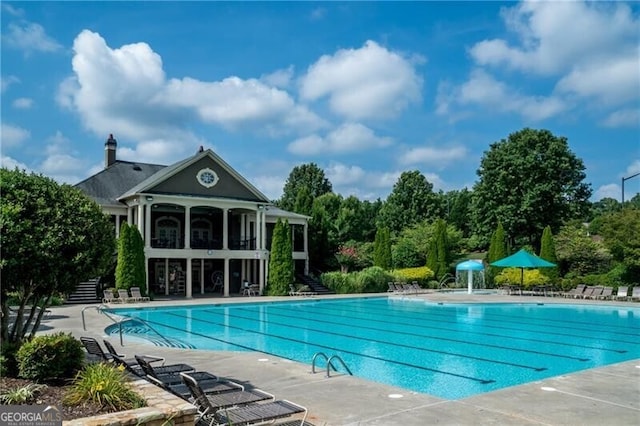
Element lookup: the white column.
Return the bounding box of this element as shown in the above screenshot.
[186,257,193,299]
[127,207,133,225]
[240,213,246,248]
[164,258,170,296]
[223,258,230,297]
[222,208,229,249]
[115,215,121,239]
[137,204,143,235]
[304,222,309,275]
[144,203,151,247]
[261,211,267,250]
[200,259,205,294]
[184,206,191,249]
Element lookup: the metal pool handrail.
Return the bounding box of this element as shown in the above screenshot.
[311,352,353,377]
[81,305,173,347]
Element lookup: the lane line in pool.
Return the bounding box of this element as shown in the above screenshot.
[368,300,640,338]
[243,306,595,362]
[286,304,631,354]
[310,303,639,347]
[153,311,498,385]
[196,309,550,371]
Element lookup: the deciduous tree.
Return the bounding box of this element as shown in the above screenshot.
[378,170,439,234]
[472,128,591,250]
[1,168,114,344]
[277,163,332,212]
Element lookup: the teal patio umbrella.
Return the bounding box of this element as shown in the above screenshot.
[490,249,556,286]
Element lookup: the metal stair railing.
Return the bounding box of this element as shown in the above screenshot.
[311,352,353,378]
[81,305,173,347]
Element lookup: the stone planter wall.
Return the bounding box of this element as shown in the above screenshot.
[64,379,197,426]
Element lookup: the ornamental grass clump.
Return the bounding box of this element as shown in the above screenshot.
[63,362,146,412]
[0,383,48,404]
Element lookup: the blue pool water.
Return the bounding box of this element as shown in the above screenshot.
[109,298,640,399]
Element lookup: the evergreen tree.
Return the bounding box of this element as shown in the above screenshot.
[373,227,392,270]
[539,225,559,282]
[426,220,449,280]
[115,223,135,290]
[436,220,449,278]
[131,226,148,295]
[267,219,293,295]
[486,222,507,285]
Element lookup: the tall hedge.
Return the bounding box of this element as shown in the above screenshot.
[267,219,293,295]
[539,225,558,283]
[373,227,392,270]
[115,223,146,292]
[426,219,449,280]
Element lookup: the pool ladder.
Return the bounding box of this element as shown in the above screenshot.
[311,352,353,378]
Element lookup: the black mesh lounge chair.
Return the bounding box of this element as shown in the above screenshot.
[80,336,120,363]
[181,372,307,426]
[135,355,242,400]
[180,372,274,412]
[102,339,164,376]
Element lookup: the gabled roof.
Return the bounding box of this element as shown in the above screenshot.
[76,149,271,206]
[75,160,165,207]
[118,149,270,202]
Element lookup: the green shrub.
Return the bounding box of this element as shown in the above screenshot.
[354,266,395,293]
[16,332,84,381]
[0,342,21,377]
[494,268,550,289]
[63,362,146,411]
[320,271,352,294]
[392,266,434,286]
[0,383,47,404]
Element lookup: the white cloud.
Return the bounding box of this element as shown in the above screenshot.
[468,1,639,107]
[310,7,327,21]
[2,4,24,16]
[1,75,20,93]
[12,97,33,109]
[1,123,30,148]
[594,183,621,201]
[325,163,366,186]
[260,66,294,89]
[399,145,467,167]
[0,156,30,171]
[59,30,325,157]
[602,108,640,128]
[438,69,567,121]
[3,21,62,54]
[299,40,422,120]
[288,123,393,155]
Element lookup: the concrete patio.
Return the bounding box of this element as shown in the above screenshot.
[39,292,640,425]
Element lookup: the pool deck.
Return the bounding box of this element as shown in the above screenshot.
[41,292,640,425]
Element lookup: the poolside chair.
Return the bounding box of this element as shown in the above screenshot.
[631,286,640,302]
[80,337,162,372]
[114,288,135,303]
[586,286,604,299]
[289,285,302,296]
[180,372,275,413]
[562,284,586,298]
[182,372,307,426]
[102,339,164,376]
[577,286,596,299]
[102,289,119,303]
[129,287,150,302]
[135,355,242,400]
[387,282,396,293]
[596,286,613,300]
[614,286,629,301]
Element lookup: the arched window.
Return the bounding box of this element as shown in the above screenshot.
[156,217,180,248]
[191,218,212,248]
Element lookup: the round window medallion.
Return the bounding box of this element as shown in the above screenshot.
[197,168,219,188]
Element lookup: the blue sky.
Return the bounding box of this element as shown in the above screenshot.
[2,1,639,202]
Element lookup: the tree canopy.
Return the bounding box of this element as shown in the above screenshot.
[1,168,114,343]
[472,128,591,250]
[277,163,332,212]
[377,170,439,234]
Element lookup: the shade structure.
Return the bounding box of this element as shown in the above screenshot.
[455,260,485,294]
[490,249,556,286]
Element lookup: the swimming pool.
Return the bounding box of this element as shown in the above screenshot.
[108,298,640,400]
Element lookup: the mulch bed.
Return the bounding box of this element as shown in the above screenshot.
[0,377,110,420]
